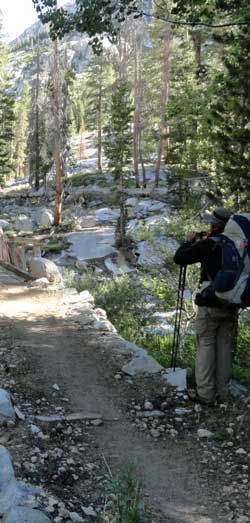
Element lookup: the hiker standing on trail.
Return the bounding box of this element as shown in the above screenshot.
[174,207,238,405]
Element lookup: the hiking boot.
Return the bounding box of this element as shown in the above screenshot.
[187,389,215,407]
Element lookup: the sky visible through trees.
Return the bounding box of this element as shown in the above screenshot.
[1,0,38,40]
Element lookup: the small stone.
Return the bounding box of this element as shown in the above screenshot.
[144,401,153,411]
[137,410,164,418]
[81,506,97,517]
[14,406,25,421]
[30,424,40,435]
[91,419,103,427]
[236,448,247,455]
[69,512,84,522]
[52,384,60,391]
[197,428,213,439]
[150,429,160,438]
[174,408,192,416]
[236,516,249,523]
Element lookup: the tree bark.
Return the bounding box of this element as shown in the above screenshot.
[133,35,141,188]
[53,38,64,226]
[79,119,87,160]
[155,23,172,187]
[139,127,146,188]
[97,59,103,172]
[35,35,40,191]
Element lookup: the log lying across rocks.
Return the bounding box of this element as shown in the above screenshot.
[0,261,35,281]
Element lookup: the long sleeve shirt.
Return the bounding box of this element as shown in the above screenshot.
[174,234,222,284]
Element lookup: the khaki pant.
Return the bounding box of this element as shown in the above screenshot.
[195,306,238,402]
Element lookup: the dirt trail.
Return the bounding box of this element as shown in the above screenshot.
[0,268,223,523]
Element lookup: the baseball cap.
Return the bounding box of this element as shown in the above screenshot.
[202,207,232,227]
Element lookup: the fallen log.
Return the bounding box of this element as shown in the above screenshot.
[0,260,35,281]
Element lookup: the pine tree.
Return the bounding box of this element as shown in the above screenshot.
[0,91,15,184]
[13,84,31,179]
[0,37,15,185]
[211,24,250,205]
[85,54,114,171]
[104,81,133,187]
[104,80,133,248]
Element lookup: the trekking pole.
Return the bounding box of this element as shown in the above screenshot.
[171,265,187,371]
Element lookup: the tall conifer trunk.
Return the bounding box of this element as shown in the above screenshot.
[155,23,172,187]
[97,58,103,172]
[35,33,40,191]
[133,35,141,188]
[53,37,64,226]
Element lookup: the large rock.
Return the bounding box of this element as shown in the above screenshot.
[94,207,120,222]
[0,445,15,490]
[2,508,50,523]
[163,369,187,391]
[104,257,133,275]
[28,278,50,289]
[30,258,62,283]
[15,216,34,232]
[0,220,11,231]
[122,349,163,376]
[66,229,117,261]
[144,215,170,228]
[126,219,140,240]
[0,390,16,424]
[135,238,179,268]
[76,216,99,228]
[35,210,54,228]
[0,447,39,516]
[132,198,167,215]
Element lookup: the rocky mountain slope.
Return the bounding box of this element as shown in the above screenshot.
[7,2,90,97]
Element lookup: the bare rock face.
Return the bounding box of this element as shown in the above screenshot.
[35,210,54,228]
[30,258,62,283]
[28,278,50,289]
[0,445,15,490]
[122,349,163,376]
[0,446,39,516]
[2,508,51,523]
[0,390,16,425]
[15,216,34,232]
[0,220,11,231]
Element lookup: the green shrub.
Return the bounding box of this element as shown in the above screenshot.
[43,241,70,254]
[104,467,145,523]
[70,171,110,188]
[232,324,250,387]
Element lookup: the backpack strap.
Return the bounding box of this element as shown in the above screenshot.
[202,236,221,281]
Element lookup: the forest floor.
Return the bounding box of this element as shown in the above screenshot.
[1,267,250,523]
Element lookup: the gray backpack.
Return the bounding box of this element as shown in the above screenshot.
[197,213,250,307]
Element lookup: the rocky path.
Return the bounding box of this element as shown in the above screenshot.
[0,268,229,523]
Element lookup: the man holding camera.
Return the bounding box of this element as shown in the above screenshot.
[174,207,238,405]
